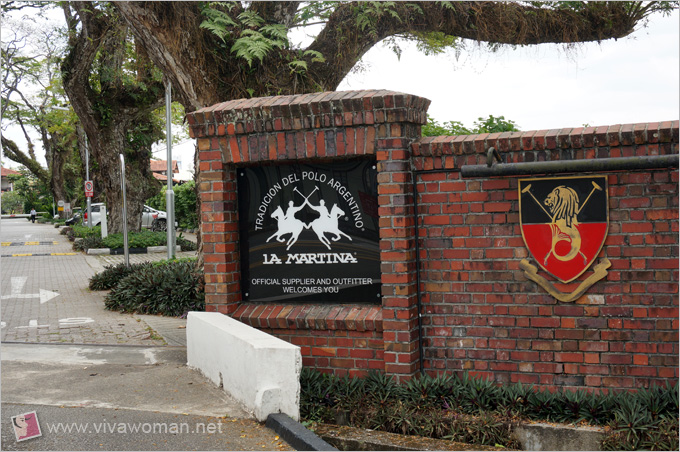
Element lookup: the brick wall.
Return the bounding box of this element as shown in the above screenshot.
[187,90,679,391]
[412,123,679,390]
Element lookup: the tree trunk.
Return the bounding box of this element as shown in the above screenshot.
[94,122,158,233]
[61,2,164,234]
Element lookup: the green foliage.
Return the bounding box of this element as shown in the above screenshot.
[200,2,327,78]
[5,170,53,213]
[200,3,291,68]
[300,369,679,450]
[89,262,152,291]
[474,115,520,133]
[102,230,165,249]
[73,235,105,251]
[1,190,24,213]
[354,2,404,36]
[147,181,198,230]
[199,2,238,41]
[231,27,288,67]
[422,114,520,137]
[71,224,102,239]
[104,260,204,317]
[68,225,195,251]
[411,31,460,56]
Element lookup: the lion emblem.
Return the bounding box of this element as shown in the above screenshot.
[543,186,586,265]
[545,186,579,227]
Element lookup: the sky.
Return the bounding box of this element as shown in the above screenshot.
[3,6,679,173]
[337,8,680,131]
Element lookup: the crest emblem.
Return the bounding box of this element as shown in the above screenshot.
[519,175,610,301]
[267,186,352,250]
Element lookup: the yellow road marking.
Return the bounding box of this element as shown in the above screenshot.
[1,241,59,246]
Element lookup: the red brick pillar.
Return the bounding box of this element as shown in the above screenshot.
[192,123,241,315]
[187,90,430,380]
[377,120,425,381]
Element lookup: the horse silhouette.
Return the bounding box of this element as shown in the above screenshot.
[266,206,305,250]
[309,202,352,250]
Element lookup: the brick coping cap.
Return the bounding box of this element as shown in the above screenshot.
[412,120,679,154]
[186,90,432,137]
[232,303,383,332]
[192,89,430,115]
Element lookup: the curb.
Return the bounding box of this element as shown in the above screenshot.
[266,414,338,451]
[87,245,182,255]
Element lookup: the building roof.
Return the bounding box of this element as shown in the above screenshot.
[152,172,180,183]
[150,160,179,173]
[1,167,21,177]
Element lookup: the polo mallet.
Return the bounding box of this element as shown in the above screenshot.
[293,185,319,203]
[577,181,603,214]
[521,184,552,219]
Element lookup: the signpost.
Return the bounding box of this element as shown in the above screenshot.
[84,180,93,197]
[237,159,380,303]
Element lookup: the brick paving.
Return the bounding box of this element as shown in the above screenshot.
[1,219,196,345]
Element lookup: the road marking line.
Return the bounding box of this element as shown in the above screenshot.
[1,253,78,257]
[1,241,59,246]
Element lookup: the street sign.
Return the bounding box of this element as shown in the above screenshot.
[57,200,64,212]
[84,180,94,197]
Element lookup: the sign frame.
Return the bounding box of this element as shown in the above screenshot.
[237,158,381,304]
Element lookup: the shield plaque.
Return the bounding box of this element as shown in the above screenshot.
[518,175,609,283]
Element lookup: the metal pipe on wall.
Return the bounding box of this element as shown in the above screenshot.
[461,154,679,178]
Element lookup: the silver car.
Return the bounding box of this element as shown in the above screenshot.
[84,203,173,231]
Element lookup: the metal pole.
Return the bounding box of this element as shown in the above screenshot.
[120,154,129,268]
[461,154,679,178]
[85,138,92,227]
[165,81,176,260]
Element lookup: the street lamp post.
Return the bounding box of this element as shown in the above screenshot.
[165,81,176,260]
[84,138,92,227]
[120,153,130,268]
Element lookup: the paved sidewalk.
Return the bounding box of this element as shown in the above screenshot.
[1,343,292,451]
[1,219,295,451]
[1,220,194,345]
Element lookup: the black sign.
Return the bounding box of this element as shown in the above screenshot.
[237,159,380,303]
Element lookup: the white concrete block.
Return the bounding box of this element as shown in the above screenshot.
[186,311,302,422]
[147,245,182,253]
[86,248,110,255]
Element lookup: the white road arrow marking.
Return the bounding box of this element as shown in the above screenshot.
[1,276,60,304]
[15,319,49,329]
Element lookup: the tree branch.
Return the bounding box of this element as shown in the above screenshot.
[1,136,50,185]
[306,1,658,90]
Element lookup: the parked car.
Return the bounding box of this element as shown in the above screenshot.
[83,203,176,231]
[142,205,175,231]
[65,212,81,226]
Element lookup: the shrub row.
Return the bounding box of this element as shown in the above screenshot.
[90,259,204,317]
[301,369,679,450]
[64,225,196,252]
